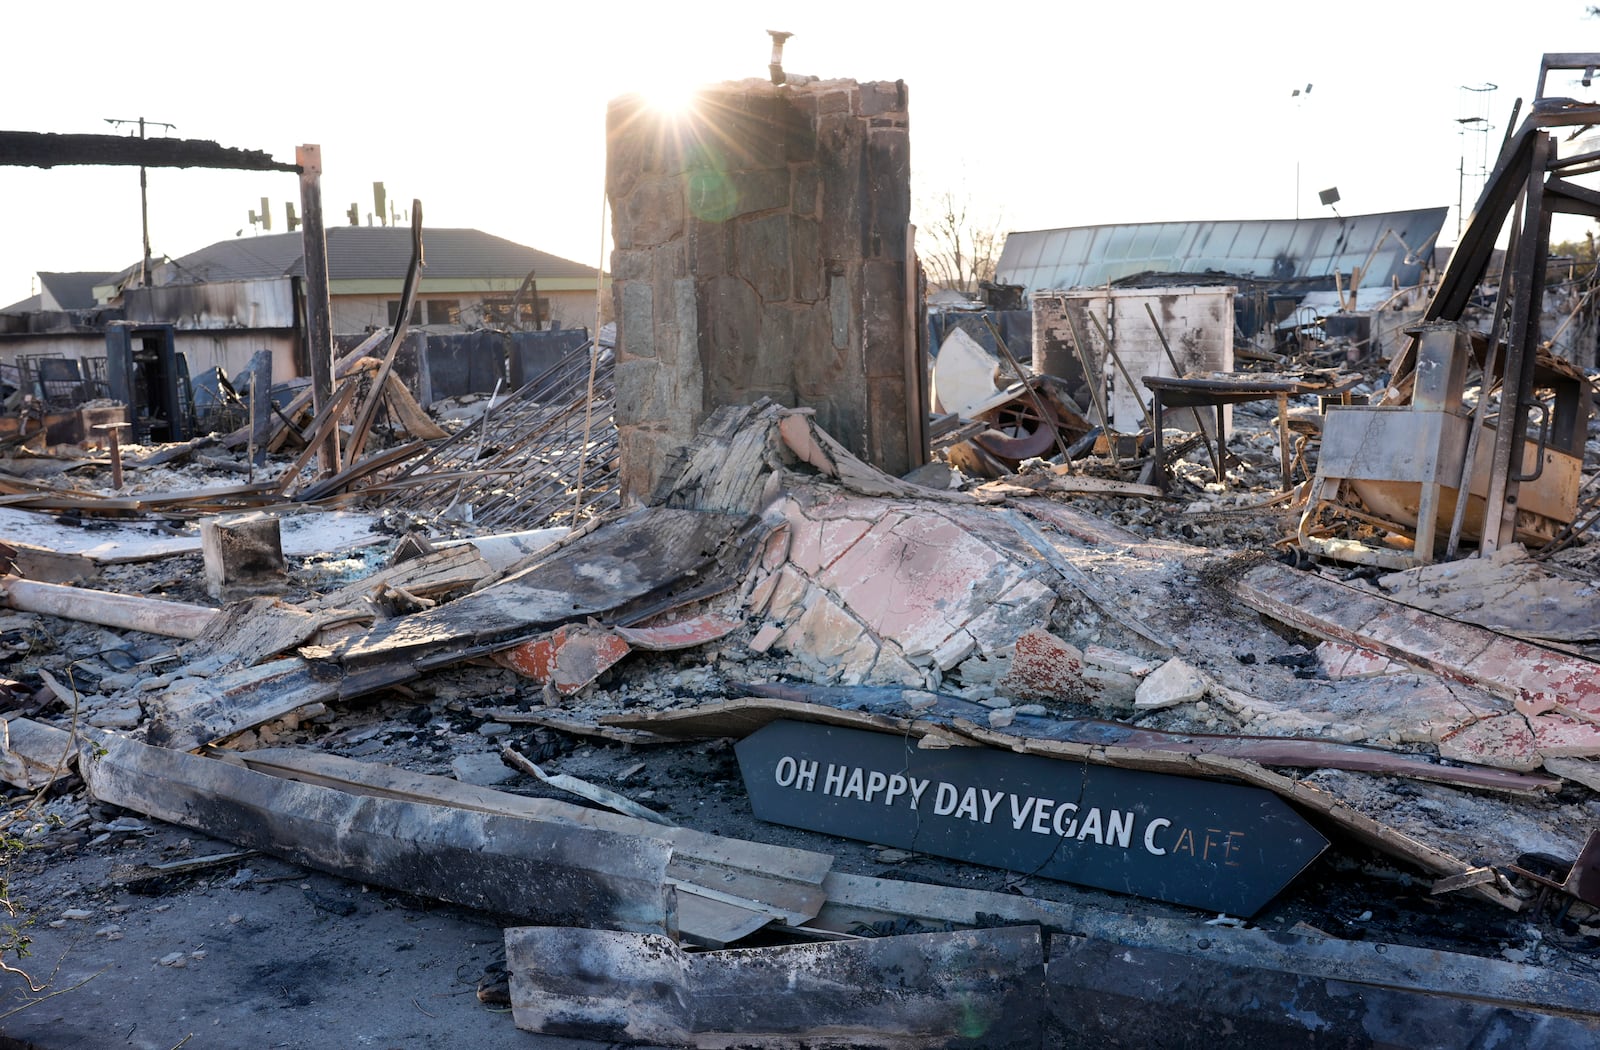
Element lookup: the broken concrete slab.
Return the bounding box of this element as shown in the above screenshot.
[505,924,1046,1048]
[1133,656,1208,710]
[1374,544,1600,643]
[200,510,288,600]
[1543,756,1600,792]
[1439,713,1544,771]
[995,627,1089,703]
[1232,561,1600,762]
[1315,640,1404,678]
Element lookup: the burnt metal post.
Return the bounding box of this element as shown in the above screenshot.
[297,144,339,476]
[1481,132,1554,555]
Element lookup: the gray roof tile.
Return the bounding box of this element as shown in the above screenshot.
[164,228,599,284]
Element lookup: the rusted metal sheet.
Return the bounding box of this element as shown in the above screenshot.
[1509,828,1600,908]
[492,624,631,694]
[505,924,1046,1048]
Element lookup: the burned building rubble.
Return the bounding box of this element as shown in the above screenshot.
[1,56,1600,1050]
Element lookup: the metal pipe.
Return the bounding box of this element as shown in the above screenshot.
[1059,305,1118,467]
[1445,201,1521,559]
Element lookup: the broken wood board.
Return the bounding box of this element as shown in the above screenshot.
[145,658,342,751]
[609,696,1525,909]
[501,745,672,825]
[0,540,95,584]
[504,924,1045,1049]
[0,717,76,789]
[813,871,1600,1018]
[1231,561,1600,763]
[380,372,448,440]
[179,597,324,674]
[653,402,788,514]
[80,732,674,933]
[325,506,765,684]
[614,690,1560,796]
[148,509,766,750]
[1046,930,1600,1049]
[232,746,831,944]
[300,544,491,614]
[975,475,1165,500]
[0,507,386,564]
[435,527,567,574]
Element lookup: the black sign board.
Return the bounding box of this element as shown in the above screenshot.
[736,720,1328,916]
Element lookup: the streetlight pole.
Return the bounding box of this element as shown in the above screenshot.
[104,116,176,287]
[1291,84,1312,220]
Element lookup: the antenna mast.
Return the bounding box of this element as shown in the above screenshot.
[104,116,177,287]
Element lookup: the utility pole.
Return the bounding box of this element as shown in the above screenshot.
[104,116,176,287]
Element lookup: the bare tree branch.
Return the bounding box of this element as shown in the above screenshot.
[917,189,1003,296]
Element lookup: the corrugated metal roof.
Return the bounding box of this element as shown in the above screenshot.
[163,228,600,285]
[996,208,1448,295]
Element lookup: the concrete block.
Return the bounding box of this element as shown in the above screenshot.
[749,623,784,655]
[997,628,1087,704]
[200,512,287,602]
[452,752,515,787]
[1133,658,1207,711]
[780,593,878,684]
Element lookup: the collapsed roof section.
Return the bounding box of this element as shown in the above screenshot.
[996,208,1448,296]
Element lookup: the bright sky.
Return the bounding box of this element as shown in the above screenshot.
[3,0,1598,306]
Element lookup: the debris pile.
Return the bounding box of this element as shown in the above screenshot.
[0,387,1598,1044]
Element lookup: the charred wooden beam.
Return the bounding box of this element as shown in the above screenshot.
[0,131,297,172]
[505,925,1046,1048]
[80,732,674,933]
